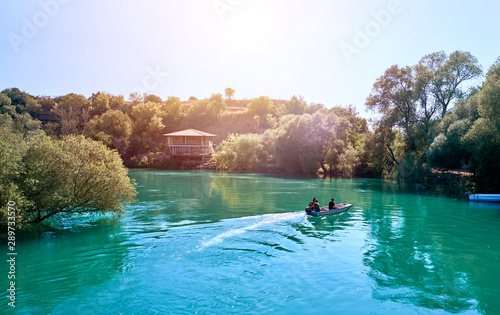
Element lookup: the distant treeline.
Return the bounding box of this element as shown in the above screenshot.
[1,50,499,193]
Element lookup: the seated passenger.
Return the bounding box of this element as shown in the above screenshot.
[314,200,320,212]
[329,198,336,210]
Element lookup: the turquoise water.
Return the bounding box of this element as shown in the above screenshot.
[3,170,500,314]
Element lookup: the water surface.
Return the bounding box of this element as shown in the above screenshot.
[3,170,500,314]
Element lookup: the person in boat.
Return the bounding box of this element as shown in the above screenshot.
[313,198,321,212]
[329,198,336,210]
[306,198,317,214]
[308,197,317,210]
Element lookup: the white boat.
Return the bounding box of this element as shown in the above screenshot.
[468,194,500,202]
[305,203,352,216]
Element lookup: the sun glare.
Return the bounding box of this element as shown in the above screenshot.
[222,3,278,53]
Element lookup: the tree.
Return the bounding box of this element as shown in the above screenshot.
[0,93,13,114]
[52,93,91,135]
[305,102,325,114]
[1,88,41,117]
[15,134,136,224]
[186,94,227,127]
[263,109,359,175]
[0,123,29,227]
[224,87,235,100]
[462,57,500,191]
[366,51,482,180]
[129,101,166,152]
[0,112,42,138]
[144,93,163,104]
[89,91,111,117]
[85,110,133,155]
[211,133,265,171]
[433,51,482,118]
[247,96,274,116]
[163,96,185,131]
[282,95,307,115]
[366,65,420,152]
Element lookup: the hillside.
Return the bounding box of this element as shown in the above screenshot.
[180,98,288,145]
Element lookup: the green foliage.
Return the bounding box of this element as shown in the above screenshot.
[186,94,227,127]
[0,112,42,138]
[163,96,186,131]
[367,50,482,180]
[17,134,136,224]
[224,87,235,100]
[0,115,136,227]
[305,103,325,114]
[0,128,29,227]
[282,95,307,115]
[89,91,111,116]
[211,133,265,171]
[144,93,163,104]
[427,55,500,191]
[1,88,41,117]
[428,118,471,169]
[247,96,274,117]
[85,110,133,155]
[256,108,365,175]
[52,93,91,135]
[130,101,166,152]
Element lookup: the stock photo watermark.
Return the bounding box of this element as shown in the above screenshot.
[6,201,17,308]
[213,0,243,21]
[130,66,169,96]
[340,0,403,63]
[7,0,71,53]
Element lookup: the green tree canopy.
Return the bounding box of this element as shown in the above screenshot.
[186,94,227,127]
[282,95,307,115]
[1,88,41,117]
[211,133,265,171]
[52,93,91,136]
[247,96,274,117]
[85,109,133,155]
[163,96,185,131]
[366,51,482,180]
[15,134,136,224]
[224,87,235,100]
[130,101,166,152]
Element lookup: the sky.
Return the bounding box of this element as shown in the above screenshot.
[1,0,499,118]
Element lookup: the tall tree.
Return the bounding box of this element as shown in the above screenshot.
[186,94,227,127]
[366,65,419,151]
[52,93,91,135]
[462,57,500,191]
[85,110,133,155]
[418,51,482,118]
[366,51,482,180]
[282,95,307,115]
[163,96,185,131]
[224,87,235,100]
[129,101,166,152]
[247,96,274,118]
[89,91,111,117]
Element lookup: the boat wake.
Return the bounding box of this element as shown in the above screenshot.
[196,211,306,251]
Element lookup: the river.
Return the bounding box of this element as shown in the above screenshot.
[3,170,500,314]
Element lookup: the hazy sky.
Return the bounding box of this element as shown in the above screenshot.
[1,0,499,117]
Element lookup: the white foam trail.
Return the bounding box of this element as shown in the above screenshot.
[197,212,305,251]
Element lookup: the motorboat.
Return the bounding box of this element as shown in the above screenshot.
[305,203,352,216]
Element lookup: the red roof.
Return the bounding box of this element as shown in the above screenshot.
[163,129,216,137]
